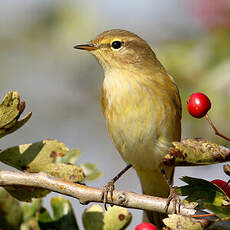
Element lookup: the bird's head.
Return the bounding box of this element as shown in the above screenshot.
[74,29,158,72]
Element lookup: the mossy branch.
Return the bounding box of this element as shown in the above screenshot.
[163,138,230,166]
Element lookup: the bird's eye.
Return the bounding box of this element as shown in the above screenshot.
[111,41,122,49]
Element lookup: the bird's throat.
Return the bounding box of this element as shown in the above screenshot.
[102,69,146,109]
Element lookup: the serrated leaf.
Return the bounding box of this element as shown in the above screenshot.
[81,162,102,181]
[163,214,203,230]
[178,176,230,205]
[103,206,132,230]
[82,204,104,230]
[39,196,79,230]
[177,176,230,219]
[0,189,22,230]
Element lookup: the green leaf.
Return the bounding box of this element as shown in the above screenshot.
[4,186,50,202]
[0,91,21,128]
[82,205,132,230]
[37,162,85,182]
[0,91,32,138]
[20,218,41,230]
[82,204,104,230]
[178,176,229,205]
[0,139,68,170]
[0,140,85,201]
[22,199,42,221]
[204,204,230,220]
[0,189,22,230]
[57,149,81,164]
[177,176,230,219]
[50,196,74,220]
[0,140,85,182]
[38,207,53,223]
[19,199,42,230]
[39,196,79,230]
[103,206,132,230]
[0,112,32,139]
[81,162,102,181]
[163,214,203,230]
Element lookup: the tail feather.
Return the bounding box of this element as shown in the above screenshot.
[136,167,174,229]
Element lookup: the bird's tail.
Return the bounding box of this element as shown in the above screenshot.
[136,167,174,228]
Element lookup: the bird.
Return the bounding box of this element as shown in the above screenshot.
[74,29,181,228]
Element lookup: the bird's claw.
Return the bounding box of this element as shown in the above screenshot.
[165,187,181,214]
[102,180,115,210]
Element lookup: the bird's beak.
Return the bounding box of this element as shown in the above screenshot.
[73,43,97,51]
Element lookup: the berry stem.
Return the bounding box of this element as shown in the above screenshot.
[205,114,230,142]
[191,213,217,218]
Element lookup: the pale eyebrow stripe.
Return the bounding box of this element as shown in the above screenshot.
[99,43,110,49]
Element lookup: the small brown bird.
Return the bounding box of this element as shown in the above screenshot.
[74,29,181,228]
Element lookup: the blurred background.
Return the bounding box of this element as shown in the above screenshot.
[0,0,230,229]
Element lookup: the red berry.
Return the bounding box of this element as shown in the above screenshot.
[135,222,157,230]
[187,92,211,118]
[211,179,230,198]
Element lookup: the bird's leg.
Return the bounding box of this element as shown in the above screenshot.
[161,168,181,214]
[102,164,132,210]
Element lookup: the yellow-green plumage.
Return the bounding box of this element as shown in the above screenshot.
[75,29,181,228]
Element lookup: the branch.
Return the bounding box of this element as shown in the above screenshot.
[0,170,196,216]
[163,138,230,166]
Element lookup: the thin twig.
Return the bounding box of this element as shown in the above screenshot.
[111,164,132,184]
[205,114,230,142]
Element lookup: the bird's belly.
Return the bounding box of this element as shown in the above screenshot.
[106,108,170,171]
